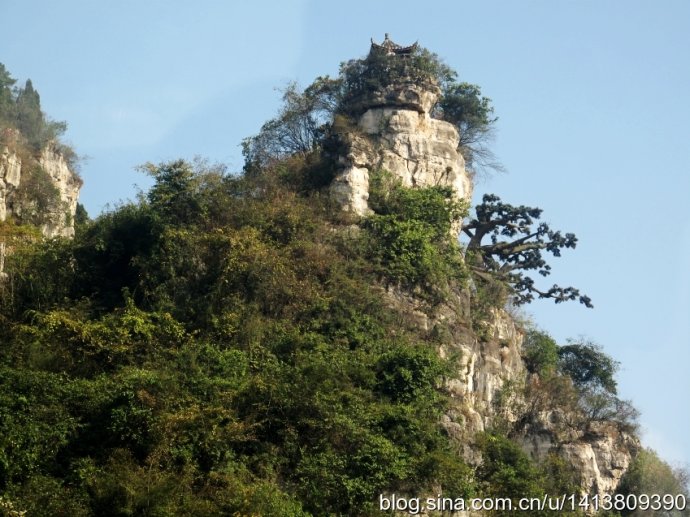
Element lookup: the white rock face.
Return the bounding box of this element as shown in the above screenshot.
[38,145,82,237]
[520,419,639,499]
[0,143,81,237]
[331,88,472,215]
[0,147,22,222]
[440,307,527,462]
[383,283,637,501]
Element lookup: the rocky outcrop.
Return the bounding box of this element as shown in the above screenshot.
[440,307,527,465]
[37,144,82,237]
[0,147,22,222]
[382,281,638,502]
[519,417,639,498]
[331,38,638,504]
[331,83,472,216]
[0,142,81,238]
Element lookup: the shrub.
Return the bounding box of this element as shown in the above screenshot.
[558,340,619,394]
[522,329,559,377]
[363,171,467,294]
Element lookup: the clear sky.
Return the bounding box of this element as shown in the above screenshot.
[3,0,689,468]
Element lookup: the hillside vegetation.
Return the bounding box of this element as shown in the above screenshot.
[0,51,687,517]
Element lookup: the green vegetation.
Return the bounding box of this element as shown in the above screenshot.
[364,170,468,297]
[522,328,560,377]
[476,433,586,517]
[242,43,498,174]
[0,46,659,516]
[512,329,639,436]
[0,159,478,515]
[435,81,500,173]
[0,64,68,152]
[0,151,618,514]
[558,340,619,394]
[617,449,690,517]
[339,46,452,104]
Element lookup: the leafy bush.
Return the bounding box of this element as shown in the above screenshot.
[617,449,690,517]
[11,165,63,227]
[363,171,467,294]
[0,159,476,515]
[375,345,447,403]
[558,339,619,394]
[476,433,545,507]
[339,46,451,109]
[522,329,559,377]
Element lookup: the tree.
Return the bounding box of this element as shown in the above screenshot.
[462,194,592,307]
[557,340,619,394]
[522,328,559,377]
[617,449,690,517]
[13,78,67,150]
[435,82,502,175]
[476,433,547,511]
[0,63,16,123]
[15,80,43,146]
[242,79,341,172]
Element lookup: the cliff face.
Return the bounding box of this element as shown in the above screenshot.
[330,65,638,501]
[456,310,639,499]
[37,144,82,238]
[0,141,81,238]
[0,146,22,222]
[385,285,639,503]
[331,81,472,216]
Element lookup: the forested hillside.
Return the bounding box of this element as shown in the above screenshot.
[0,46,687,517]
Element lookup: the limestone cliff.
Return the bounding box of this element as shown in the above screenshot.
[0,146,22,222]
[383,281,639,504]
[36,144,82,238]
[0,138,81,238]
[331,37,638,504]
[330,76,472,216]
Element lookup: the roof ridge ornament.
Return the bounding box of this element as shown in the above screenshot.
[370,34,418,56]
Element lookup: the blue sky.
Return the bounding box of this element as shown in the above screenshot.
[3,1,689,467]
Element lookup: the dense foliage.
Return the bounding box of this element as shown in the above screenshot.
[0,159,482,516]
[364,170,468,298]
[0,155,625,515]
[616,449,690,517]
[0,48,668,516]
[515,330,639,436]
[0,64,68,153]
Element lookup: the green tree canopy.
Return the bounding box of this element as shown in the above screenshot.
[463,194,592,308]
[0,66,68,151]
[558,339,619,394]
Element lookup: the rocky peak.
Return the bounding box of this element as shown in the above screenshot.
[331,38,639,503]
[330,38,472,216]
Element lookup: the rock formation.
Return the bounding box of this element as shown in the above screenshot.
[0,139,81,238]
[331,36,638,504]
[330,39,472,216]
[0,146,22,222]
[37,144,82,238]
